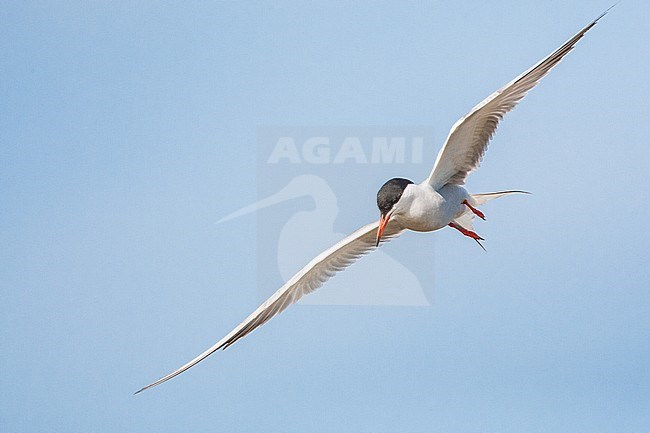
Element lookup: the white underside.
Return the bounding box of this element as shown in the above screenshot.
[392,183,470,232]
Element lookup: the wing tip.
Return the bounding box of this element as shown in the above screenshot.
[134,375,179,395]
[134,381,157,395]
[596,4,617,22]
[134,369,184,395]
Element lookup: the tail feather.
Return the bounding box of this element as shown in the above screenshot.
[454,190,530,233]
[470,190,530,206]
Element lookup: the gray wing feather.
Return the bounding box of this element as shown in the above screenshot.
[136,220,403,393]
[426,10,608,189]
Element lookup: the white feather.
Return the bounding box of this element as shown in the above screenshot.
[136,220,403,393]
[426,11,609,190]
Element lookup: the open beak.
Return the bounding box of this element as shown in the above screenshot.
[376,213,390,247]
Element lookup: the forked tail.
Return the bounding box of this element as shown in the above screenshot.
[451,190,530,251]
[470,190,530,206]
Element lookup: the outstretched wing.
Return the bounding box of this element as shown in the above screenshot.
[426,10,609,190]
[136,220,403,393]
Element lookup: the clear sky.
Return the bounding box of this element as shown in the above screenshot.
[1,1,649,432]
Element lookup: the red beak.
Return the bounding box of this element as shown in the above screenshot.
[376,213,390,247]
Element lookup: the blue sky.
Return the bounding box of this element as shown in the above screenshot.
[1,1,649,432]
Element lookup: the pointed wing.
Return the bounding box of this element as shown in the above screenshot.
[136,220,403,393]
[426,10,608,190]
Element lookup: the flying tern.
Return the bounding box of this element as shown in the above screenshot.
[137,10,610,393]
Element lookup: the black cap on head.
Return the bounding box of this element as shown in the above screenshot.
[377,178,413,216]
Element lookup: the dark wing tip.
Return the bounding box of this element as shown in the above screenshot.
[134,380,160,395]
[134,384,150,395]
[596,4,617,22]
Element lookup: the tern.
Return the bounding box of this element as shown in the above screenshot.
[137,10,609,394]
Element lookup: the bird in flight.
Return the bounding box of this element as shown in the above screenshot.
[136,9,610,394]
